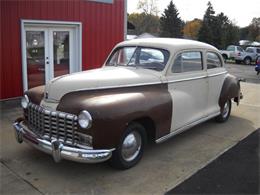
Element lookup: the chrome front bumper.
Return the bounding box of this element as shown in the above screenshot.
[13,120,114,163]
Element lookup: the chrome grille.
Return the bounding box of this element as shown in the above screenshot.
[27,103,79,145]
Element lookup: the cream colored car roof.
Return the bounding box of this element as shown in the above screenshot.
[117,38,218,53]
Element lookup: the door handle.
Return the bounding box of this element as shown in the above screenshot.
[38,68,45,72]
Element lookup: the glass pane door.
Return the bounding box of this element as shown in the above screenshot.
[53,31,70,77]
[26,31,45,89]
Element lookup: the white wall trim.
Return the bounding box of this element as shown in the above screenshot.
[79,23,82,72]
[21,20,27,92]
[21,19,81,26]
[124,0,127,40]
[20,19,82,92]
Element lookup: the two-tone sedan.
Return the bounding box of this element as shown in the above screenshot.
[14,38,243,169]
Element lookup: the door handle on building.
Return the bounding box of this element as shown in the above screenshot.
[38,68,45,72]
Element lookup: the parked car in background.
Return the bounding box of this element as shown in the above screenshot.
[13,38,243,169]
[220,45,258,65]
[245,47,260,62]
[220,45,234,61]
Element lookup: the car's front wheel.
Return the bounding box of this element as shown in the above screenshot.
[215,99,232,123]
[109,122,146,169]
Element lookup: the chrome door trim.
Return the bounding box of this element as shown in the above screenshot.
[207,71,227,77]
[72,81,163,93]
[166,75,207,84]
[166,71,227,84]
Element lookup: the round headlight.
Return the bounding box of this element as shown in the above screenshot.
[21,95,29,109]
[78,110,92,129]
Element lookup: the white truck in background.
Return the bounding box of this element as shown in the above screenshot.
[220,45,259,65]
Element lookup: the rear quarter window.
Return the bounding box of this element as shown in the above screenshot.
[207,52,222,69]
[172,51,203,73]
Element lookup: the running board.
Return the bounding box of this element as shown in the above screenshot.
[156,112,220,144]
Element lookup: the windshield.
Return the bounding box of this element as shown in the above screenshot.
[106,46,170,71]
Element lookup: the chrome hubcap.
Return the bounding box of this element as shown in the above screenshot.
[121,131,141,162]
[222,101,230,118]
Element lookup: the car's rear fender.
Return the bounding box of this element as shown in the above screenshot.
[219,74,241,110]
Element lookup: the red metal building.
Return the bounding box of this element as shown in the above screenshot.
[0,0,126,100]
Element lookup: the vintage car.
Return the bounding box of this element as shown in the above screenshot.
[14,38,243,169]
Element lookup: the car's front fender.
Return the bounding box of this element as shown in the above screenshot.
[57,84,172,149]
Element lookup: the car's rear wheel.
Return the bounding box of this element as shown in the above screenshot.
[215,99,232,123]
[109,122,146,169]
[244,57,251,65]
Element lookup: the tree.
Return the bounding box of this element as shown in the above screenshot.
[215,13,240,48]
[248,17,260,41]
[240,26,250,40]
[224,23,240,47]
[183,19,202,40]
[239,18,260,42]
[213,12,229,48]
[128,13,160,35]
[160,1,183,38]
[198,2,239,49]
[127,0,160,36]
[198,1,215,45]
[137,0,159,15]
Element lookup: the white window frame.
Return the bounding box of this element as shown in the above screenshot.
[21,19,82,91]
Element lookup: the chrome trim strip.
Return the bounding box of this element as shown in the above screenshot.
[207,71,227,77]
[13,121,115,163]
[167,75,207,83]
[73,81,163,92]
[156,112,220,144]
[48,71,228,95]
[166,71,227,84]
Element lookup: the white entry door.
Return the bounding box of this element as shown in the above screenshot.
[23,25,79,90]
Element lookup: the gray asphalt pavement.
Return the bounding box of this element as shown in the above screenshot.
[225,63,260,84]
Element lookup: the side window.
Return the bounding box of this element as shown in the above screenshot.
[246,48,254,53]
[256,49,260,54]
[172,51,203,73]
[207,52,222,69]
[227,46,235,51]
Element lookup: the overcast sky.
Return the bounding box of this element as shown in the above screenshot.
[127,0,260,27]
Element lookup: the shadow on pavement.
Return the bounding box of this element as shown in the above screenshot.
[166,129,260,195]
